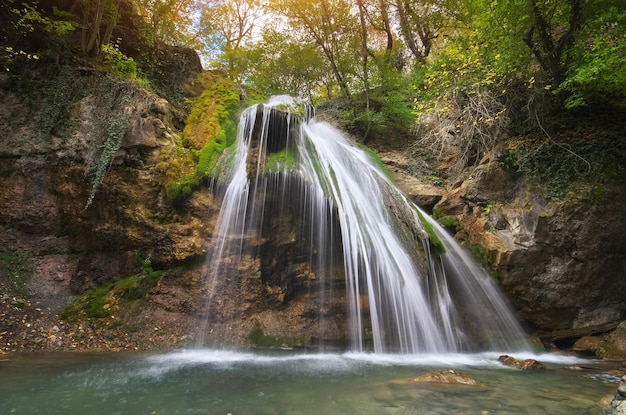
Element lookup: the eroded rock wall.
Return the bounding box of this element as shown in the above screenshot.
[0,71,216,344]
[414,151,626,333]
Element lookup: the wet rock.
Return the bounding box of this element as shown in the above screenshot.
[377,150,444,211]
[573,336,604,356]
[498,355,546,370]
[410,370,478,386]
[602,375,626,415]
[595,323,626,359]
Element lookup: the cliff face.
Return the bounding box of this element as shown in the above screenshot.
[434,160,626,331]
[1,62,626,354]
[0,68,215,350]
[385,126,626,354]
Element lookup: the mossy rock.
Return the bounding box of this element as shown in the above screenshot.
[62,269,165,323]
[158,72,241,203]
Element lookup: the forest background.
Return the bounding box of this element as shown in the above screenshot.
[3,0,625,172]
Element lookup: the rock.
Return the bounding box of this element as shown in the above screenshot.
[602,375,626,415]
[378,150,444,211]
[610,322,626,352]
[498,355,546,370]
[429,152,626,333]
[595,322,626,359]
[573,336,604,356]
[410,370,478,386]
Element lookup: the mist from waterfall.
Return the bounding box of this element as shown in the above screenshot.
[198,96,531,354]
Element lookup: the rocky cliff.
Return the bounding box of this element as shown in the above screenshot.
[1,59,626,356]
[383,119,626,356]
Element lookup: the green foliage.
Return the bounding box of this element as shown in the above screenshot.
[501,147,520,171]
[410,24,513,168]
[62,268,166,322]
[101,41,153,90]
[559,6,626,109]
[133,249,153,270]
[243,28,331,102]
[514,131,626,198]
[101,43,138,78]
[0,253,33,298]
[10,3,76,35]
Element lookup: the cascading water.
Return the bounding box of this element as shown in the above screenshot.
[199,96,531,354]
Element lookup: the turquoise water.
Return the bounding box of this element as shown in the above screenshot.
[0,349,619,415]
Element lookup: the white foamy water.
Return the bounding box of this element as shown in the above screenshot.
[147,348,589,371]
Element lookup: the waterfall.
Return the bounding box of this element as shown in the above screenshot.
[198,96,531,354]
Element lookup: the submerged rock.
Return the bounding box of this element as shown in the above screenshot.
[410,370,479,386]
[603,375,626,415]
[498,355,546,370]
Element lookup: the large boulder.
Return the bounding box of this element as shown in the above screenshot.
[603,375,626,415]
[598,322,626,359]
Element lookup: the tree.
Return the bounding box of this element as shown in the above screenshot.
[522,0,584,86]
[392,0,451,64]
[269,0,359,101]
[133,0,198,46]
[244,28,331,101]
[73,0,123,57]
[559,1,626,108]
[198,0,263,82]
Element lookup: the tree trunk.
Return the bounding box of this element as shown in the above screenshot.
[523,0,583,86]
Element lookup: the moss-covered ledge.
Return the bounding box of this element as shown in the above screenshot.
[157,71,241,203]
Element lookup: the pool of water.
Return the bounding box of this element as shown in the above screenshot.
[0,349,620,415]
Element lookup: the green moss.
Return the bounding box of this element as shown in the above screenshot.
[358,144,395,183]
[433,208,459,232]
[62,269,165,323]
[416,211,446,255]
[274,102,307,117]
[160,72,240,203]
[264,148,297,173]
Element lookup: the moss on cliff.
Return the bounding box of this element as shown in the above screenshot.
[157,71,241,202]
